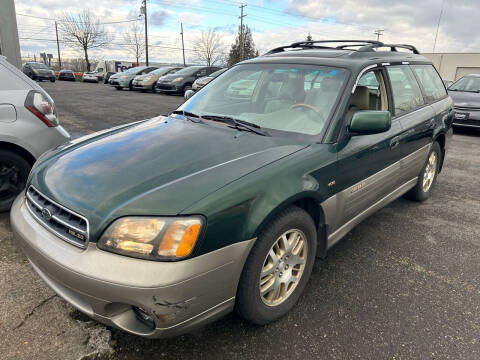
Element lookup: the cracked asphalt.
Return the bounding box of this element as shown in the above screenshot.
[1,81,479,359]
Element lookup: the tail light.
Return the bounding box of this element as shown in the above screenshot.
[24,90,59,127]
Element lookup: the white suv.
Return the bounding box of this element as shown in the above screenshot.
[0,56,70,211]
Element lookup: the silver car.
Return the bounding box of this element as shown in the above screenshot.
[109,66,158,90]
[0,56,70,211]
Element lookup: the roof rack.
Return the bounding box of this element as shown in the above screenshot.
[265,40,420,55]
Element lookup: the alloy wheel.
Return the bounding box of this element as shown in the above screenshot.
[422,152,437,192]
[259,229,307,306]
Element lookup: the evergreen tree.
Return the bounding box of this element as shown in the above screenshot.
[228,25,257,66]
[306,33,313,41]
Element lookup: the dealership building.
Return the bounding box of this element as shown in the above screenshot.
[0,0,21,68]
[424,53,480,81]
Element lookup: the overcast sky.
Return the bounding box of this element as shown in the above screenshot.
[15,0,479,65]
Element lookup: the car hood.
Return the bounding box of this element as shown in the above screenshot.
[448,90,480,108]
[29,116,307,240]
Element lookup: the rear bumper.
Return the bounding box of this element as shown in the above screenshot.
[11,196,255,338]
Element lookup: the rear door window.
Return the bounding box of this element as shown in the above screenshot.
[387,65,425,117]
[411,65,447,102]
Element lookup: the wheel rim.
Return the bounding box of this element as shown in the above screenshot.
[422,152,437,193]
[259,229,307,306]
[0,162,23,202]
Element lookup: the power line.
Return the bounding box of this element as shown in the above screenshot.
[17,13,139,25]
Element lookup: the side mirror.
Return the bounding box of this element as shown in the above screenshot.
[184,89,195,100]
[349,111,391,135]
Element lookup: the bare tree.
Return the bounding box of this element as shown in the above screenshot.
[58,10,110,71]
[123,22,145,64]
[193,29,224,66]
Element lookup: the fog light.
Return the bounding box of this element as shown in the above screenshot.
[132,306,155,329]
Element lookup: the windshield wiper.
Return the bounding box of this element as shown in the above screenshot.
[171,110,205,123]
[201,114,270,136]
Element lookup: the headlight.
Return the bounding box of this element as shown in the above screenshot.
[97,216,203,260]
[172,77,184,83]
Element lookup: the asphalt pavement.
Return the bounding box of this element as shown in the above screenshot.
[1,80,479,360]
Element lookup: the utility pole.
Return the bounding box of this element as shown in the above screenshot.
[239,3,246,61]
[433,0,446,53]
[141,0,149,65]
[55,21,62,69]
[180,22,186,66]
[374,29,384,42]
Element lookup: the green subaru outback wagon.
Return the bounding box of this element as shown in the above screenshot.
[11,40,453,338]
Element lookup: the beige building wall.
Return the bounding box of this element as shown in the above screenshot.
[423,53,480,81]
[0,0,22,68]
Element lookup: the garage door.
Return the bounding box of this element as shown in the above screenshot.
[455,67,480,80]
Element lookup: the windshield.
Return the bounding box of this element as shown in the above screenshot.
[449,76,480,92]
[29,63,48,69]
[124,66,145,74]
[180,63,347,136]
[172,67,203,76]
[151,67,175,75]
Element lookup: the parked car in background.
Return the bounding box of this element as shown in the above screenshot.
[448,74,480,129]
[103,71,116,84]
[94,60,137,81]
[109,66,158,90]
[10,40,453,338]
[191,68,227,93]
[132,66,182,92]
[58,70,75,81]
[22,62,55,82]
[83,71,100,83]
[443,79,453,88]
[156,66,222,95]
[0,56,70,211]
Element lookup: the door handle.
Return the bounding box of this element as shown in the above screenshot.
[390,136,400,149]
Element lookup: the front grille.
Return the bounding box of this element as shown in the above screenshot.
[455,106,480,111]
[25,186,89,249]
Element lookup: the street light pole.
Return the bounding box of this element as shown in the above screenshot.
[180,22,186,66]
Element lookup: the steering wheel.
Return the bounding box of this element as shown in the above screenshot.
[290,103,325,122]
[290,103,320,113]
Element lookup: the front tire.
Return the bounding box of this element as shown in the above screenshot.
[236,206,317,325]
[0,150,31,212]
[404,142,441,202]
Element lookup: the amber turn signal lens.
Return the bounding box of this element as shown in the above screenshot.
[158,219,202,258]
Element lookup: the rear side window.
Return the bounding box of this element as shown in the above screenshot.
[412,65,447,102]
[387,65,425,117]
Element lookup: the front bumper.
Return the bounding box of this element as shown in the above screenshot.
[109,79,129,88]
[453,108,480,128]
[11,196,254,338]
[132,80,154,90]
[156,83,181,93]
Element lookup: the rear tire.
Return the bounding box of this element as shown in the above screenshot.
[0,150,31,212]
[404,142,441,202]
[236,206,317,325]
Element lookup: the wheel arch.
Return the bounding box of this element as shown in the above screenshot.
[0,141,36,165]
[252,192,328,259]
[433,132,446,172]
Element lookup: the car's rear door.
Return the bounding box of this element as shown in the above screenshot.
[385,64,435,185]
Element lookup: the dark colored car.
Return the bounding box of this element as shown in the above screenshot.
[12,40,453,338]
[191,68,227,92]
[448,74,480,129]
[103,71,116,84]
[58,70,75,81]
[22,62,55,82]
[156,66,222,95]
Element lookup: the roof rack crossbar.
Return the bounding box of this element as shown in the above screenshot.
[265,40,420,55]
